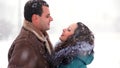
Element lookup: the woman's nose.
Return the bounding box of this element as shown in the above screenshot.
[63,28,66,32]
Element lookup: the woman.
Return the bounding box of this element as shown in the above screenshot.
[50,22,94,68]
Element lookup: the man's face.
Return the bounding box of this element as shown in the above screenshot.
[36,6,53,31]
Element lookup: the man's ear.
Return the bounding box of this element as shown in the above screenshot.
[32,14,38,23]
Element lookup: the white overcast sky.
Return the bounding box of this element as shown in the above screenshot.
[0,0,120,68]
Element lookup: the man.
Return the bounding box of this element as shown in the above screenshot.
[8,0,53,68]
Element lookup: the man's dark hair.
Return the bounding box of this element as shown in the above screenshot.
[24,0,49,22]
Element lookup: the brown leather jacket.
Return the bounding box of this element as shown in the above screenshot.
[8,20,53,68]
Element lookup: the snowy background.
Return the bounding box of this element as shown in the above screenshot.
[0,0,120,68]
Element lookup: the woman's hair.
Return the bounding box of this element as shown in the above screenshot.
[55,22,94,52]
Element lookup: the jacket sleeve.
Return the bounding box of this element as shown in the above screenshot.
[8,42,38,68]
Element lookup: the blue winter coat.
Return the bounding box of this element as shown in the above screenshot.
[51,41,94,68]
[59,54,94,68]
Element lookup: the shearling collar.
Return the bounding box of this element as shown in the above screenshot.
[23,20,48,42]
[23,20,52,54]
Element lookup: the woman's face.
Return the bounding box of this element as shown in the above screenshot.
[59,23,78,42]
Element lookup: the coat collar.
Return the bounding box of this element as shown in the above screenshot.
[55,41,94,57]
[23,20,52,54]
[51,41,94,67]
[23,20,48,42]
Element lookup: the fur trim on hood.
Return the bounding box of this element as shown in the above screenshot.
[51,41,94,68]
[23,20,53,54]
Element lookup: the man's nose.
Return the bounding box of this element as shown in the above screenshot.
[50,16,53,21]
